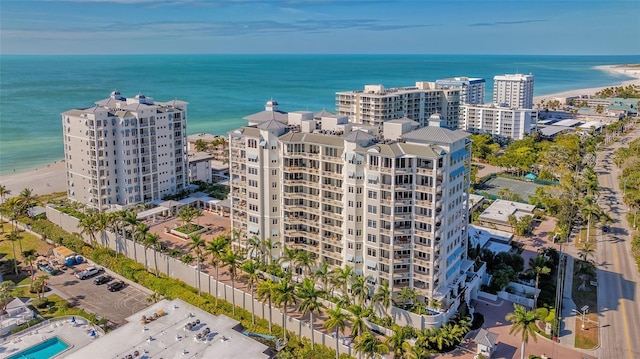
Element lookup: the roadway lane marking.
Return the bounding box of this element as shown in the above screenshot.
[604,167,634,359]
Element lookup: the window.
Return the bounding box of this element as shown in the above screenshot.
[272,194,277,200]
[272,206,278,213]
[248,180,258,187]
[367,205,377,214]
[368,190,377,199]
[367,248,377,257]
[367,219,377,228]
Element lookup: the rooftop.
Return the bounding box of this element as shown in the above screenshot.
[66,299,271,359]
[478,199,535,224]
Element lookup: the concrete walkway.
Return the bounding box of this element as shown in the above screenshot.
[560,255,577,348]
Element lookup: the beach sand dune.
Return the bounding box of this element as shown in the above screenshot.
[0,161,67,198]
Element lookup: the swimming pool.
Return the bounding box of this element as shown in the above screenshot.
[7,336,70,359]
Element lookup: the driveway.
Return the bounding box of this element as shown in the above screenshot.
[45,263,152,327]
[475,298,596,359]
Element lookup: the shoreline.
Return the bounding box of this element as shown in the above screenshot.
[0,160,67,198]
[533,64,640,104]
[2,64,638,199]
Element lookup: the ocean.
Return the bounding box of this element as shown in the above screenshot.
[1,54,639,176]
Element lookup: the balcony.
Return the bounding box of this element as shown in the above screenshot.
[413,257,431,268]
[416,167,433,175]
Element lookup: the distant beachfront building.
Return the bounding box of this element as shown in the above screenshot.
[435,77,486,105]
[335,82,461,130]
[493,74,535,109]
[460,103,538,140]
[61,91,189,211]
[229,100,473,307]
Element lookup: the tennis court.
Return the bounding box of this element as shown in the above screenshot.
[476,176,543,200]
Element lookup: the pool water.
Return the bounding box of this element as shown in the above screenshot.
[7,336,70,359]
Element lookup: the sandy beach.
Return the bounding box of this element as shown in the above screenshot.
[0,161,67,198]
[1,64,638,201]
[533,64,640,104]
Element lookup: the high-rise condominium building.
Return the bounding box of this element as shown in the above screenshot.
[460,104,538,140]
[335,82,460,130]
[229,101,471,304]
[492,73,535,109]
[435,77,486,105]
[62,91,189,211]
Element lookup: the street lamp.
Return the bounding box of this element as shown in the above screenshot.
[572,305,589,330]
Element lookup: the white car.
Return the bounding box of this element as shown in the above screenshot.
[75,266,104,280]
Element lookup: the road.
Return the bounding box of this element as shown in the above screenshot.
[594,124,640,359]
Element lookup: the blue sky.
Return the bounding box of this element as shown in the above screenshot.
[1,0,638,55]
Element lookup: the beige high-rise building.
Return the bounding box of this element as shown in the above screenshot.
[61,91,189,211]
[461,103,538,140]
[335,82,461,130]
[229,101,472,304]
[493,73,535,109]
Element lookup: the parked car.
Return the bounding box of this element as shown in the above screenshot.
[107,280,125,292]
[94,275,113,285]
[75,266,104,280]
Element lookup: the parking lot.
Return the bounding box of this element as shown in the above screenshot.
[45,263,152,327]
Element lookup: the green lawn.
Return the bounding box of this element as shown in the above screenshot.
[0,222,53,260]
[572,263,599,349]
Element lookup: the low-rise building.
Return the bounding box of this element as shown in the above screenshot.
[478,199,535,232]
[188,151,214,183]
[461,103,538,140]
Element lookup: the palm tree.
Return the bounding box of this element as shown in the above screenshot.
[580,195,604,243]
[133,223,149,262]
[145,233,160,275]
[0,185,11,205]
[256,277,276,332]
[578,242,595,263]
[527,255,551,309]
[0,281,16,312]
[294,250,314,279]
[34,274,49,300]
[241,259,261,325]
[278,244,297,273]
[230,228,242,253]
[181,253,194,265]
[121,209,138,257]
[18,188,36,214]
[25,253,36,280]
[332,265,354,297]
[247,236,262,261]
[107,212,124,255]
[505,304,539,359]
[348,304,372,338]
[261,237,275,265]
[188,234,206,295]
[5,231,20,275]
[324,304,349,359]
[207,235,230,306]
[313,261,331,292]
[95,212,110,247]
[371,280,391,315]
[350,274,372,306]
[397,287,417,309]
[221,247,242,316]
[273,274,297,342]
[296,278,326,349]
[354,332,389,359]
[385,324,412,359]
[78,212,99,247]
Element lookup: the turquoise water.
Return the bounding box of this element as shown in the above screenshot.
[1,54,639,175]
[6,336,70,359]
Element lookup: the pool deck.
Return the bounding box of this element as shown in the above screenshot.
[0,315,102,358]
[64,299,272,359]
[1,299,272,359]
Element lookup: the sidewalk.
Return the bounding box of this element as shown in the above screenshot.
[560,255,577,347]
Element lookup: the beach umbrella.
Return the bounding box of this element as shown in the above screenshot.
[90,329,96,337]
